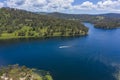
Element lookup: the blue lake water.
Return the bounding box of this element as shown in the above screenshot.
[0,23,120,80]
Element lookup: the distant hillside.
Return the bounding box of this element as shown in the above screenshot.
[0,8,88,40]
[98,13,120,18]
[48,12,120,20]
[47,12,120,29]
[35,12,48,15]
[48,12,91,20]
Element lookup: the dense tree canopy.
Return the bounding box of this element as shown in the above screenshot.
[0,64,53,80]
[0,8,88,39]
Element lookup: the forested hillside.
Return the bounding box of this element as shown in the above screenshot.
[48,12,120,29]
[0,8,88,39]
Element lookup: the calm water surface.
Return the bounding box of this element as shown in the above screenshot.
[0,23,120,80]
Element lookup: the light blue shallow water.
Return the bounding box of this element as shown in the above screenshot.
[0,23,120,80]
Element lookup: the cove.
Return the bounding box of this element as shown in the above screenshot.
[0,23,120,80]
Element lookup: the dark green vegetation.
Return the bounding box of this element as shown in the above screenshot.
[0,64,53,80]
[47,12,120,29]
[0,8,88,40]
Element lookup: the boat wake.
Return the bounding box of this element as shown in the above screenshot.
[59,46,71,49]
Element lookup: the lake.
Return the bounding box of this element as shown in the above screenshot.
[0,23,120,80]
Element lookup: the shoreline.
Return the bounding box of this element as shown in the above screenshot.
[0,33,88,40]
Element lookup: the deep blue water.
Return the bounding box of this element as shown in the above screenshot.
[0,23,120,80]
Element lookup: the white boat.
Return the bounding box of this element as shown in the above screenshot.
[59,46,71,48]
